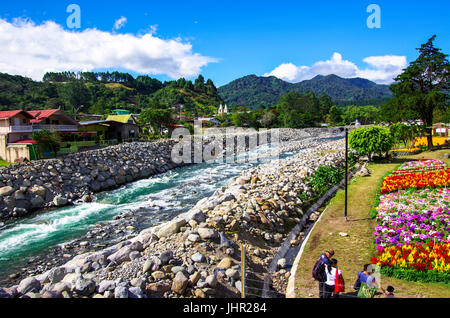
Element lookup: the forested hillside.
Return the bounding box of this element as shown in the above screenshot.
[0,72,224,118]
[218,74,393,108]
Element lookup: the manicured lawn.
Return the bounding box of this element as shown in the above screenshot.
[294,149,450,298]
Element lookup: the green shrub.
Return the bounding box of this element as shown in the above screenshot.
[311,166,343,196]
[380,266,450,284]
[349,126,394,161]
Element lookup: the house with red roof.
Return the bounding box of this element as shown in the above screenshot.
[0,109,79,162]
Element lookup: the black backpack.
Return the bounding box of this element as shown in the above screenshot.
[312,259,326,282]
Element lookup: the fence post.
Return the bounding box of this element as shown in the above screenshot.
[241,243,246,298]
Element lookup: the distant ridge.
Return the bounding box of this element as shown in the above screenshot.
[218,74,393,108]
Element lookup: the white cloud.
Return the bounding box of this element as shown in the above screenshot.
[265,52,407,84]
[0,18,216,81]
[114,16,127,30]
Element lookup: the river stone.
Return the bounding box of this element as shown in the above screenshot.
[225,269,240,280]
[129,251,141,260]
[171,266,186,274]
[216,258,236,269]
[28,185,46,197]
[130,278,146,290]
[17,277,41,295]
[191,252,206,263]
[159,250,173,265]
[41,290,63,299]
[151,271,166,281]
[219,232,234,247]
[0,186,15,197]
[30,196,45,208]
[114,286,129,299]
[53,195,68,207]
[197,228,219,240]
[107,246,132,265]
[146,282,171,295]
[171,272,188,295]
[0,288,12,298]
[128,287,146,298]
[157,220,187,238]
[205,274,218,288]
[47,267,66,284]
[187,272,200,286]
[98,280,116,293]
[74,278,96,296]
[277,258,287,269]
[187,234,201,242]
[52,282,71,294]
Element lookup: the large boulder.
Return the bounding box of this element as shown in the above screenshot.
[27,185,46,198]
[107,246,132,265]
[97,280,116,294]
[114,286,129,299]
[74,278,96,296]
[0,186,15,197]
[46,267,67,284]
[53,196,68,207]
[197,228,219,240]
[157,219,187,238]
[17,277,41,295]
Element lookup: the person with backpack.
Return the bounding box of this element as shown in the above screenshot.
[356,264,379,298]
[312,250,334,298]
[353,264,371,292]
[323,258,345,298]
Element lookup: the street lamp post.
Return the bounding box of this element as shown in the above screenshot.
[345,128,348,222]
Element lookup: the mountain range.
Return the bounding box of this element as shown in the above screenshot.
[218,74,393,109]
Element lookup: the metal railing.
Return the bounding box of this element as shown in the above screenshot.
[33,125,78,132]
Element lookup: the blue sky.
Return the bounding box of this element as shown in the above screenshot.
[0,0,449,86]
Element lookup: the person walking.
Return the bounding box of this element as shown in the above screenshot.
[312,250,335,298]
[357,264,379,298]
[324,258,345,298]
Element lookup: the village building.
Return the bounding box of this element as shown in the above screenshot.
[0,109,79,162]
[432,123,449,137]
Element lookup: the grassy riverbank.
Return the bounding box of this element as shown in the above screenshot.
[293,149,450,298]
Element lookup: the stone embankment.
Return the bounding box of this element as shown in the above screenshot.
[0,140,182,219]
[0,136,346,298]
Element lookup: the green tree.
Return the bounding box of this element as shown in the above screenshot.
[139,108,174,135]
[327,106,342,126]
[318,93,334,121]
[261,110,278,128]
[389,35,450,149]
[57,80,92,119]
[389,123,420,148]
[349,126,394,161]
[32,129,61,158]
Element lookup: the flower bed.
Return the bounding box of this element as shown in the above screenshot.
[413,137,448,147]
[392,159,447,175]
[373,159,450,283]
[381,169,450,194]
[374,242,450,283]
[374,188,450,248]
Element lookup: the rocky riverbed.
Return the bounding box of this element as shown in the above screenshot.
[0,128,342,221]
[0,135,346,298]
